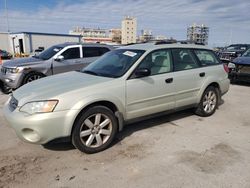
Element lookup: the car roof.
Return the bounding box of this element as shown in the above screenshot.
[119,42,211,51]
[56,42,114,48]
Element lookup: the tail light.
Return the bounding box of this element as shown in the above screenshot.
[223,63,229,73]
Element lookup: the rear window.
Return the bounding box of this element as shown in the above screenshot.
[83,47,110,57]
[194,50,220,66]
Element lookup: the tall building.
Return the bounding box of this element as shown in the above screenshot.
[121,16,137,44]
[187,23,209,45]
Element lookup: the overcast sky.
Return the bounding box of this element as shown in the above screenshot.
[0,0,250,47]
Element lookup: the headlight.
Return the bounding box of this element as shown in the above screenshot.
[19,100,58,115]
[6,67,20,73]
[228,62,236,69]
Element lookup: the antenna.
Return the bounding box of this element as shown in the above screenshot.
[4,0,10,32]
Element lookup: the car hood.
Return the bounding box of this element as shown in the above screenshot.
[233,57,250,65]
[221,49,243,54]
[13,71,114,106]
[2,57,43,68]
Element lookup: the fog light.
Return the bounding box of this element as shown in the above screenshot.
[4,78,14,83]
[22,128,41,143]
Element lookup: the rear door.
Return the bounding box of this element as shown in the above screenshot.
[171,48,205,108]
[81,47,110,69]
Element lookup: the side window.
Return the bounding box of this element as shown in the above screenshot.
[61,47,80,60]
[83,47,100,57]
[138,49,172,76]
[99,47,110,56]
[194,50,220,66]
[172,49,199,71]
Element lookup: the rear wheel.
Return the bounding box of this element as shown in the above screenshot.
[72,106,118,154]
[22,72,45,85]
[195,86,219,117]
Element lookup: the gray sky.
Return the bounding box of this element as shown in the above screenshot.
[0,0,250,47]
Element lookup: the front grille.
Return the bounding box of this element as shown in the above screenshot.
[9,96,18,112]
[1,67,7,75]
[238,65,250,74]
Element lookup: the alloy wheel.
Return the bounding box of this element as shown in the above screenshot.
[27,75,42,82]
[79,113,112,148]
[203,90,217,113]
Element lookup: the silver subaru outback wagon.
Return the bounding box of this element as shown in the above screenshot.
[0,43,114,91]
[3,42,230,153]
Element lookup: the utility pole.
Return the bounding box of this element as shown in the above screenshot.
[229,27,232,45]
[4,0,10,32]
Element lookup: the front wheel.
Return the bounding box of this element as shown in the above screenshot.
[195,86,219,117]
[22,72,45,85]
[72,106,118,154]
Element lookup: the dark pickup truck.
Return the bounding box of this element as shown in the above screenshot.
[228,48,250,83]
[219,44,250,63]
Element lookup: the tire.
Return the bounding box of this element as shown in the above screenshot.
[72,106,118,154]
[0,81,12,94]
[22,72,45,85]
[195,86,219,117]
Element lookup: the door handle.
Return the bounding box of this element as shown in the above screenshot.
[199,72,205,77]
[165,78,173,83]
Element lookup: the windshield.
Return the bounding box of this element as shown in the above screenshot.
[82,49,145,78]
[226,45,247,51]
[242,49,250,57]
[36,45,63,60]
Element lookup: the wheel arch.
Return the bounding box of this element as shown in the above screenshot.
[70,100,124,138]
[22,71,46,84]
[197,81,221,104]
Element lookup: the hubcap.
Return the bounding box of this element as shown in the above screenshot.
[27,75,42,82]
[203,91,217,113]
[79,113,112,148]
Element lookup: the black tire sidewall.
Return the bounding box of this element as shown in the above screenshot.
[72,106,118,154]
[23,72,44,84]
[198,86,219,117]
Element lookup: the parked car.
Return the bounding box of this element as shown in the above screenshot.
[3,42,230,153]
[0,43,114,90]
[0,49,12,60]
[218,44,250,63]
[228,48,250,83]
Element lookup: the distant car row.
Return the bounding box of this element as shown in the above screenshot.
[0,49,12,60]
[216,44,250,83]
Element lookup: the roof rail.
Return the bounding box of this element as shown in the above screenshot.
[154,40,177,45]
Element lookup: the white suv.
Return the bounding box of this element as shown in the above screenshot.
[3,42,230,153]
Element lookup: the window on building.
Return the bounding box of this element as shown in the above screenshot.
[61,47,80,60]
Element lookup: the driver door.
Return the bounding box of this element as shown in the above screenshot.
[126,49,176,120]
[52,46,81,74]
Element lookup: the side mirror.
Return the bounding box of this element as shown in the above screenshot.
[54,55,64,62]
[135,68,151,78]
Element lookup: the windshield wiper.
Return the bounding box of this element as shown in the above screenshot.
[82,70,98,76]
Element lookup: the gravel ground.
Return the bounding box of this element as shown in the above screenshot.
[0,84,250,188]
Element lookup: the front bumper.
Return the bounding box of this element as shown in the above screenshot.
[229,72,250,82]
[0,71,24,89]
[3,101,80,144]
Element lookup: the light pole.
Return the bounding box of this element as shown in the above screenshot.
[4,0,10,32]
